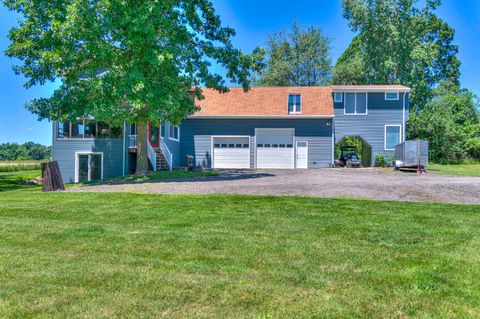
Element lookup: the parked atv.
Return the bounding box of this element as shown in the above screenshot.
[335,146,362,168]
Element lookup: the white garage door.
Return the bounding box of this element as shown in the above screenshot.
[212,137,250,169]
[256,129,294,169]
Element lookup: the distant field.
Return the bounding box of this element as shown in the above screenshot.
[0,161,43,172]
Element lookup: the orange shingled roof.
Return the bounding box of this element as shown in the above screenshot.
[194,86,334,117]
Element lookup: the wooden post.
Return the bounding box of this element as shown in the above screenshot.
[42,161,65,192]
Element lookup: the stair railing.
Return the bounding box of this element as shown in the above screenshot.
[159,137,173,171]
[146,131,157,172]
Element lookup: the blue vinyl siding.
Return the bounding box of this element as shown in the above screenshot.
[52,122,125,183]
[333,92,408,165]
[179,118,333,169]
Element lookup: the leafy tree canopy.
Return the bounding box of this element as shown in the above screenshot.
[0,142,51,161]
[408,81,480,162]
[3,0,263,173]
[256,22,332,86]
[335,0,460,108]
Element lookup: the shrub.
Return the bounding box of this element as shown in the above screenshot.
[374,153,393,167]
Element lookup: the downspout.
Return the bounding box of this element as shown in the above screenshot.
[402,93,406,142]
[122,122,126,176]
[331,119,335,166]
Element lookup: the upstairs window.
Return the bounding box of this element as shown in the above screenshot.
[344,93,367,115]
[57,121,70,138]
[169,124,180,141]
[288,94,301,113]
[57,120,122,139]
[385,92,399,100]
[71,120,85,138]
[334,92,343,102]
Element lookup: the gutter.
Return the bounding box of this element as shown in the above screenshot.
[188,115,335,119]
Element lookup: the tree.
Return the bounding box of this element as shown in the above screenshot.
[0,142,51,161]
[256,23,332,86]
[337,0,460,108]
[3,0,262,174]
[408,82,480,162]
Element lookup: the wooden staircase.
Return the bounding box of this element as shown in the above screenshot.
[155,149,169,171]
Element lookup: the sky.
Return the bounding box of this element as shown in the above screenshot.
[0,0,478,146]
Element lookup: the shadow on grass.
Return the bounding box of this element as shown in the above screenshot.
[0,171,41,192]
[73,169,275,187]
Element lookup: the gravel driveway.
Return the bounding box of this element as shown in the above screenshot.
[67,168,480,204]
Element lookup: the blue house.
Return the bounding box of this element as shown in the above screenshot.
[52,85,410,183]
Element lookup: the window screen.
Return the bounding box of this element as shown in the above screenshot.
[288,94,301,113]
[345,93,356,114]
[356,93,367,114]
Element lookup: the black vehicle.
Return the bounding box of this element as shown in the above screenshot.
[335,146,362,168]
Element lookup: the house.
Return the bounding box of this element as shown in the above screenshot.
[52,85,411,183]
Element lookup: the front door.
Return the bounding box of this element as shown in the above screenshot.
[77,153,103,182]
[296,141,308,169]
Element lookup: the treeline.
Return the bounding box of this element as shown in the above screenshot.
[0,142,51,161]
[254,0,480,163]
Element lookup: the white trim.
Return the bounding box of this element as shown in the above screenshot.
[385,92,400,101]
[188,115,334,119]
[334,92,343,103]
[168,124,180,142]
[211,135,251,169]
[332,87,411,93]
[254,128,295,169]
[331,121,335,165]
[402,93,406,142]
[288,94,302,114]
[122,122,126,176]
[74,152,104,183]
[295,140,309,169]
[384,125,402,150]
[343,92,368,115]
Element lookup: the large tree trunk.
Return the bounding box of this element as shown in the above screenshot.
[135,120,149,175]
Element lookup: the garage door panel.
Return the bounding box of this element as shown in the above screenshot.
[213,137,250,169]
[256,129,294,169]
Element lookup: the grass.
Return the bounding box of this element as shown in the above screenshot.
[0,170,41,192]
[1,180,480,317]
[0,161,43,172]
[428,163,480,177]
[75,170,219,186]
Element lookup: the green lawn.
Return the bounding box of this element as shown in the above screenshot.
[0,170,41,192]
[75,169,219,186]
[1,181,480,317]
[428,163,480,176]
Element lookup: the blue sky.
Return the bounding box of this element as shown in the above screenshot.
[0,0,478,146]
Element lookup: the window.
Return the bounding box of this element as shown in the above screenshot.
[129,123,137,136]
[160,122,165,138]
[334,92,343,102]
[97,122,111,138]
[344,93,368,115]
[385,92,399,100]
[169,124,180,141]
[385,125,401,150]
[71,120,85,138]
[57,120,122,139]
[84,119,96,138]
[57,121,70,138]
[288,94,301,113]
